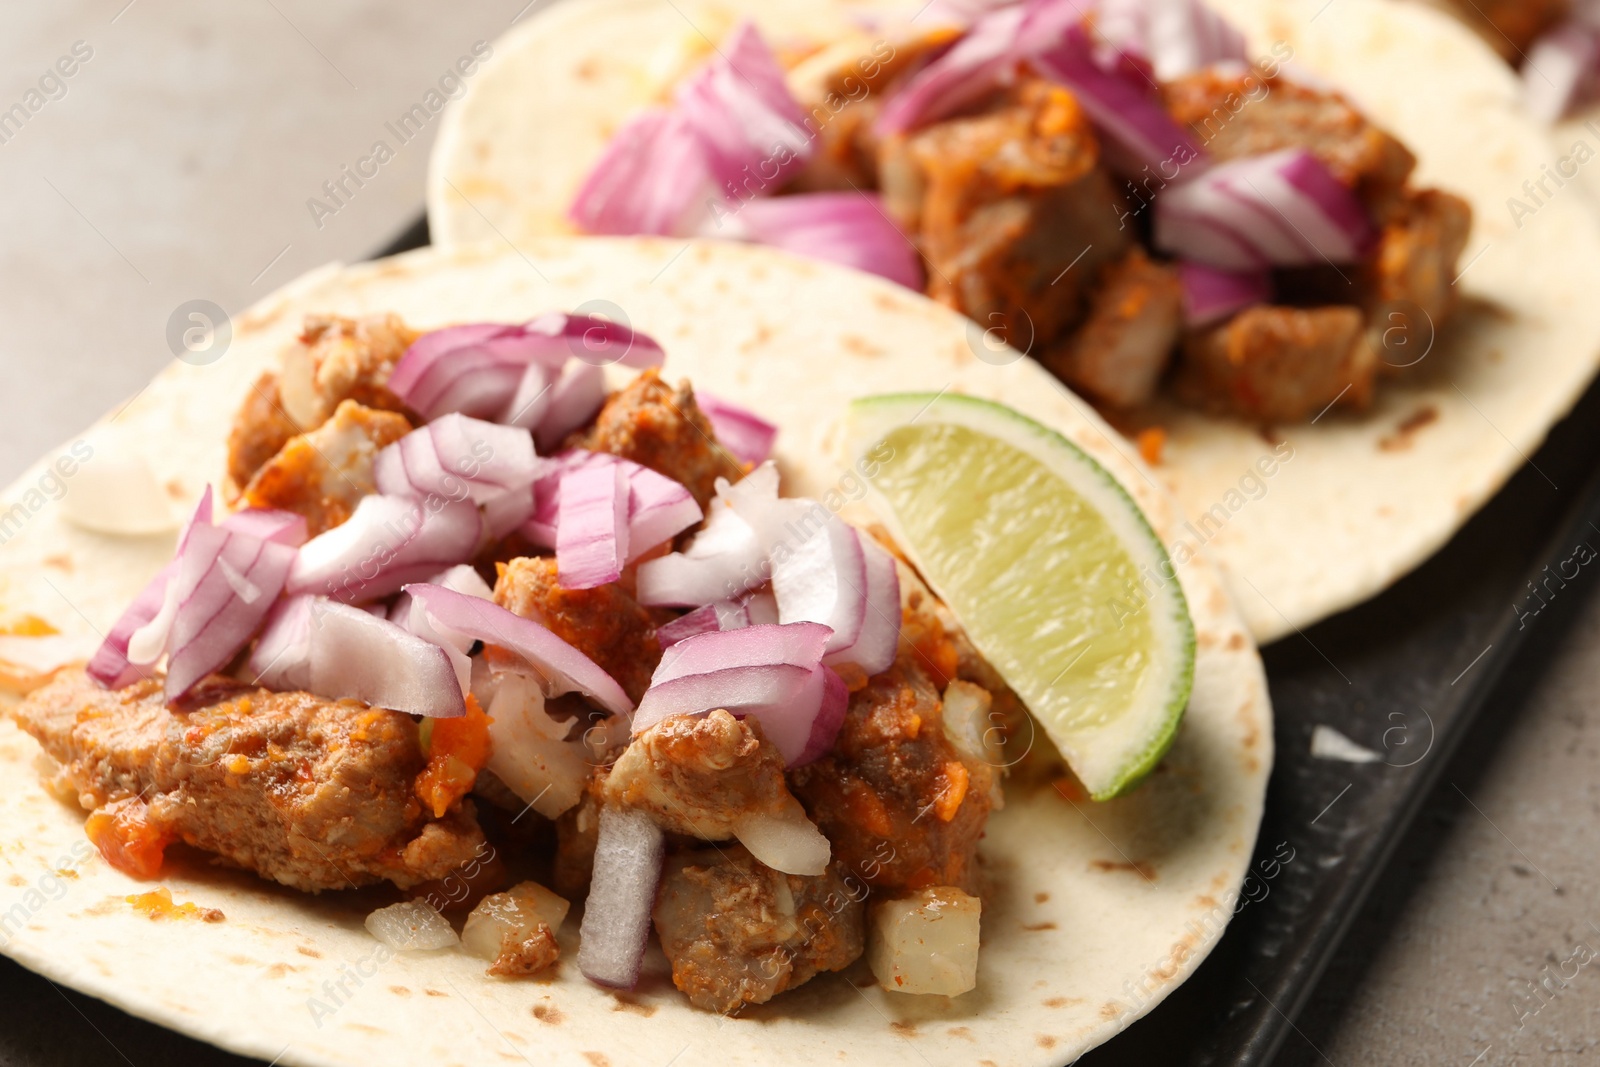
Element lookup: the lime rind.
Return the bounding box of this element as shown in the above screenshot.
[844,393,1196,801]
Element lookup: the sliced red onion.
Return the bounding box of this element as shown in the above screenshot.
[773,516,868,658]
[733,805,833,876]
[827,533,900,677]
[714,192,925,291]
[624,463,703,561]
[1096,0,1248,81]
[305,599,465,717]
[1153,147,1373,269]
[86,488,217,689]
[633,623,846,765]
[388,317,664,423]
[577,806,665,989]
[287,494,482,604]
[1523,20,1600,123]
[86,559,177,689]
[655,589,778,648]
[405,582,633,716]
[1031,19,1203,174]
[557,463,630,589]
[375,414,537,504]
[655,603,721,647]
[429,563,494,600]
[521,450,613,548]
[220,508,308,547]
[569,107,717,236]
[161,519,298,702]
[636,463,809,607]
[694,391,777,468]
[503,362,552,431]
[875,4,1028,136]
[535,362,607,453]
[246,593,314,691]
[1178,261,1272,327]
[674,21,813,201]
[569,23,811,238]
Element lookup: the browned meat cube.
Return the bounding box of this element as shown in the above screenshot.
[240,399,412,536]
[604,710,800,839]
[788,28,962,192]
[1164,72,1416,223]
[653,845,865,1013]
[552,775,602,897]
[1448,0,1567,59]
[227,372,302,494]
[1040,248,1182,407]
[277,313,418,431]
[493,556,663,703]
[789,650,997,894]
[14,670,488,892]
[1360,187,1472,355]
[880,79,1132,349]
[1175,305,1375,422]
[574,370,745,509]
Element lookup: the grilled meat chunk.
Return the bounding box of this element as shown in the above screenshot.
[790,649,997,894]
[240,399,412,536]
[14,670,487,892]
[788,28,962,192]
[277,313,418,432]
[1041,248,1183,407]
[1164,71,1416,223]
[604,710,800,839]
[574,370,744,509]
[653,845,865,1014]
[493,556,663,704]
[1360,187,1472,351]
[880,79,1130,349]
[1447,0,1567,59]
[1176,305,1374,422]
[227,372,302,493]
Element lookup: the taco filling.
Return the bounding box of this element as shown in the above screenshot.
[564,0,1472,424]
[10,311,1067,1015]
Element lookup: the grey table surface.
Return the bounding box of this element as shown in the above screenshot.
[1,3,1596,1065]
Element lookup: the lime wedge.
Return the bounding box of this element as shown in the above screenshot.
[844,394,1194,800]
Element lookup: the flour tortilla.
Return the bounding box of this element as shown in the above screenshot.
[428,0,1600,642]
[0,240,1270,1067]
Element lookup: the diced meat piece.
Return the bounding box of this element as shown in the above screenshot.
[604,710,798,839]
[789,649,998,894]
[1360,188,1472,346]
[14,670,488,892]
[1163,72,1416,222]
[881,80,1132,349]
[276,313,418,431]
[493,556,663,703]
[227,372,301,493]
[574,370,745,509]
[240,399,412,536]
[552,775,603,897]
[653,845,865,1013]
[1449,0,1567,59]
[1175,305,1375,422]
[787,28,963,192]
[1040,248,1182,407]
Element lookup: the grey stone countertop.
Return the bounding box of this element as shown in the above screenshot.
[0,3,1595,1065]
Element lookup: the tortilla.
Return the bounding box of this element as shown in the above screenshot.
[428,0,1600,642]
[0,239,1270,1066]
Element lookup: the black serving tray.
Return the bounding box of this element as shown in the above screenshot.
[6,215,1600,1067]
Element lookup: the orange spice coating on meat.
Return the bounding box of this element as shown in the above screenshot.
[574,369,744,509]
[241,399,412,536]
[14,670,487,892]
[493,556,663,704]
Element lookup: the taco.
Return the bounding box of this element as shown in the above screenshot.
[0,240,1269,1066]
[428,0,1600,641]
